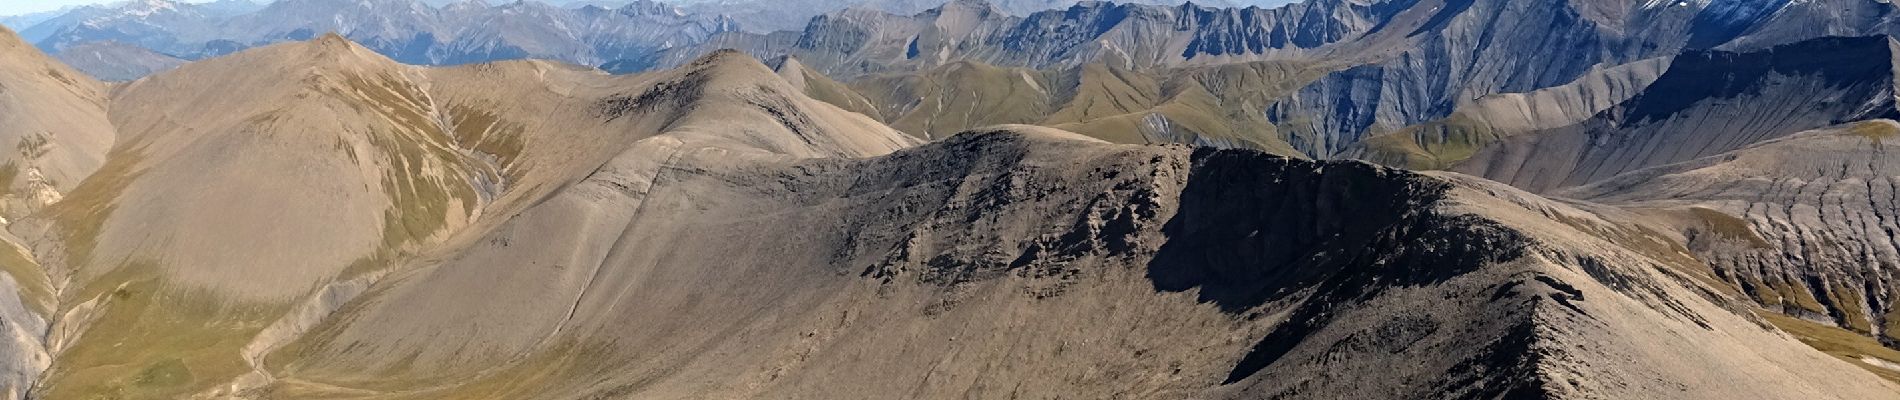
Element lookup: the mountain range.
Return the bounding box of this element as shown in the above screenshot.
[15,0,740,68]
[0,0,1898,398]
[5,0,1299,76]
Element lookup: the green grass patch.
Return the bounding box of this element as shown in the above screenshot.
[852,61,1065,139]
[1355,112,1500,170]
[1885,304,1900,344]
[1826,282,1873,334]
[1775,277,1832,316]
[0,240,52,316]
[1686,207,1773,248]
[447,104,527,181]
[333,71,486,258]
[1763,312,1900,383]
[792,68,882,119]
[41,147,145,270]
[0,161,20,196]
[1844,120,1899,144]
[1043,63,1160,125]
[37,261,285,400]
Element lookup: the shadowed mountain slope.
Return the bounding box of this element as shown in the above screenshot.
[1455,36,1900,193]
[1347,57,1673,170]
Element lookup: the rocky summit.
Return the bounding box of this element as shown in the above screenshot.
[0,0,1897,399]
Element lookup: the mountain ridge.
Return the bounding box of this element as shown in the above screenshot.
[1,1,1900,399]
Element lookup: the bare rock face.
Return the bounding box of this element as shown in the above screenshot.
[1567,120,1900,353]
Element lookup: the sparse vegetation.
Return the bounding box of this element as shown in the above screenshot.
[448,104,527,180]
[1763,312,1900,383]
[0,240,53,316]
[1885,306,1900,344]
[1687,207,1773,248]
[1776,278,1833,316]
[38,261,286,400]
[834,59,1326,155]
[1356,112,1501,170]
[17,132,49,161]
[1828,282,1873,334]
[336,72,485,254]
[851,61,1065,139]
[0,161,19,199]
[41,147,145,270]
[1845,120,1899,144]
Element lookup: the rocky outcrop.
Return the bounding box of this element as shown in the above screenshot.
[1566,120,1900,351]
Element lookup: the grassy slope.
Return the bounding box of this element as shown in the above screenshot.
[830,60,1328,157]
[1763,312,1900,383]
[32,63,486,399]
[1355,112,1502,170]
[850,61,1067,140]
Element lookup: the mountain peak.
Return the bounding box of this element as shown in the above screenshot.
[767,54,804,73]
[685,48,772,75]
[621,0,687,17]
[313,31,354,50]
[184,31,397,76]
[124,0,183,10]
[444,0,491,10]
[934,0,1002,13]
